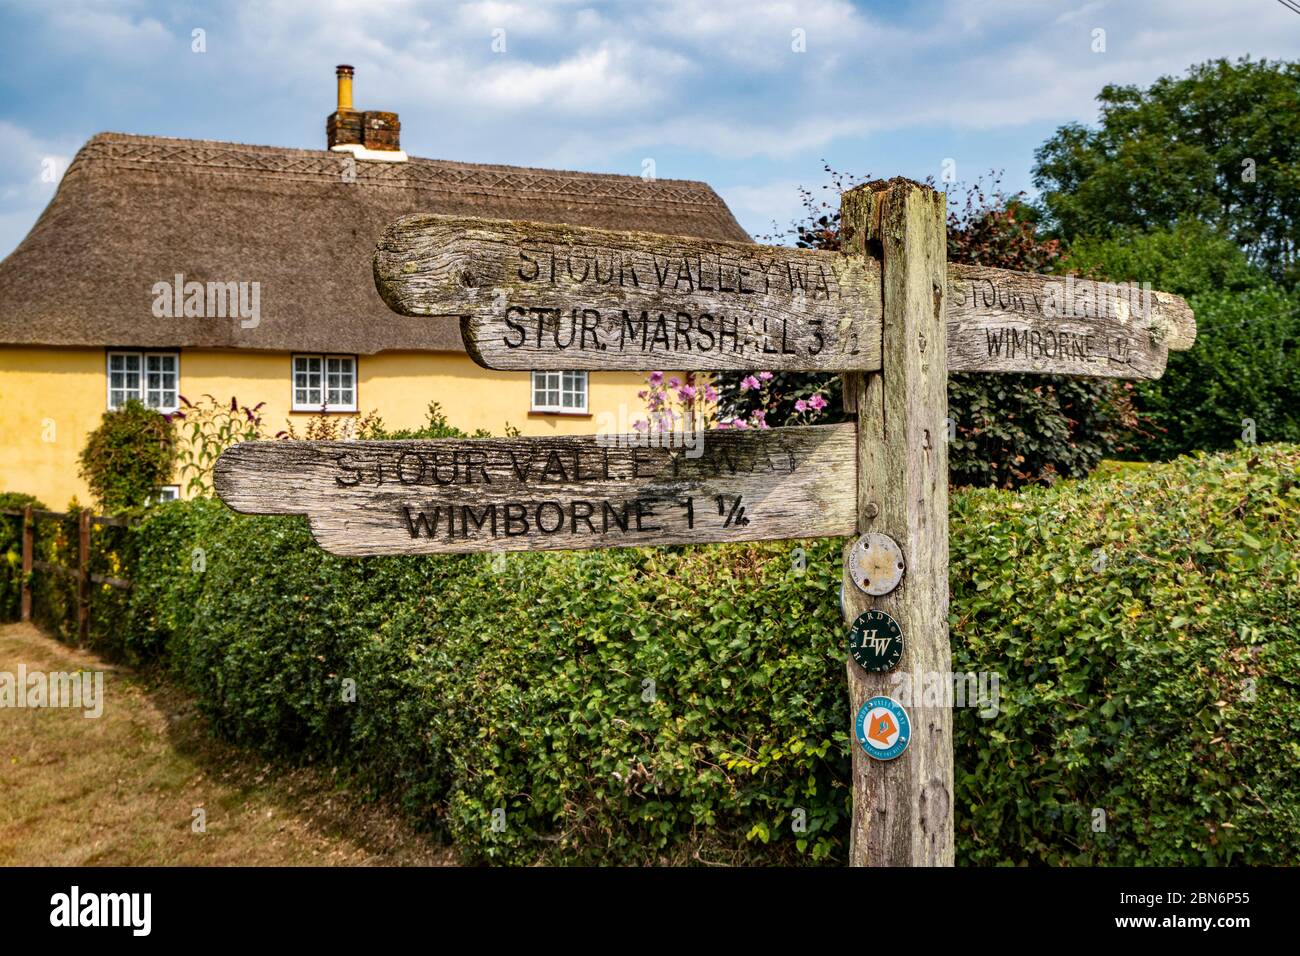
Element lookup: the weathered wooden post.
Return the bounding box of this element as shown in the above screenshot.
[839,179,952,866]
[20,503,33,622]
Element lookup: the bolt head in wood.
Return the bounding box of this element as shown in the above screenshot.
[848,532,905,596]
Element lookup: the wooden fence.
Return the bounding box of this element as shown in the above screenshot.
[2,505,135,643]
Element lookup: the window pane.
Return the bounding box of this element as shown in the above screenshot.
[294,356,322,407]
[108,353,141,409]
[144,354,178,409]
[532,371,550,409]
[562,371,586,410]
[325,357,355,408]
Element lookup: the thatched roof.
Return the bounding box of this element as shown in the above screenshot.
[0,132,750,354]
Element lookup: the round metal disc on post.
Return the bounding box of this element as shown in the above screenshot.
[847,532,905,596]
[848,608,904,673]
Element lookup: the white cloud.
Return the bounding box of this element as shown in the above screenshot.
[192,0,1300,157]
[0,121,75,259]
[45,4,171,55]
[0,121,71,192]
[3,0,1300,257]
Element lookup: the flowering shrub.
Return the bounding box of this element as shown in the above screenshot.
[696,371,826,431]
[172,394,266,496]
[634,371,715,434]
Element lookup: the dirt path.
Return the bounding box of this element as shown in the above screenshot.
[0,622,454,866]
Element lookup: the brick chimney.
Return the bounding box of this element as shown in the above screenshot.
[327,65,407,163]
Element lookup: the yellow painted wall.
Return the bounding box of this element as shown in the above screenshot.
[0,347,105,509]
[0,346,667,507]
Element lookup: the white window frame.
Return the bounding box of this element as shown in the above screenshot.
[106,351,179,413]
[292,354,358,412]
[530,370,588,414]
[156,485,180,502]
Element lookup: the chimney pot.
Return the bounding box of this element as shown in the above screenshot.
[335,64,354,112]
[327,65,405,161]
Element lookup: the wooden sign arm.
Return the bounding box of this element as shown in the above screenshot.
[373,214,1194,380]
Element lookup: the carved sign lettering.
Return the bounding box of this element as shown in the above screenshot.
[374,215,883,371]
[374,215,1196,379]
[213,425,857,555]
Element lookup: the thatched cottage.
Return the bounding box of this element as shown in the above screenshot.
[0,66,748,505]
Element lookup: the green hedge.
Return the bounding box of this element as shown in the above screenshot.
[11,444,1299,865]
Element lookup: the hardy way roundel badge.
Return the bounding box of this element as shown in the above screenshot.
[855,696,911,761]
[848,609,904,673]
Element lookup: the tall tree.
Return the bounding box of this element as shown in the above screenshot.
[1033,57,1300,286]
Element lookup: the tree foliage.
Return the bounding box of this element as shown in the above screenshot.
[1063,222,1300,459]
[1033,57,1300,286]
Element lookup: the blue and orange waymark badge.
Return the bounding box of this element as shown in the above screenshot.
[855,696,911,760]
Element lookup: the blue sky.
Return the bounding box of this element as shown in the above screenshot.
[2,0,1299,257]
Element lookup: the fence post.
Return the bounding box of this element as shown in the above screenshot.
[839,178,953,866]
[78,508,91,645]
[21,504,33,622]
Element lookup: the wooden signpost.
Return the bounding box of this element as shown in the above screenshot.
[216,178,1196,868]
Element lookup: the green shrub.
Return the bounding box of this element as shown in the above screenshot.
[173,395,267,496]
[1136,286,1300,458]
[34,444,1300,865]
[78,400,175,512]
[951,446,1300,864]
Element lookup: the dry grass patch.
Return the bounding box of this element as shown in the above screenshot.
[0,622,455,866]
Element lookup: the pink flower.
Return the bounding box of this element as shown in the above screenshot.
[649,371,664,386]
[758,371,773,381]
[795,399,808,413]
[703,385,719,402]
[808,393,828,411]
[632,420,648,432]
[740,375,761,392]
[668,377,680,389]
[733,420,749,430]
[678,385,697,401]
